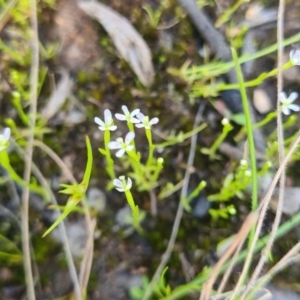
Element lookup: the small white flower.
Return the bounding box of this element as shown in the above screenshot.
[221,118,229,126]
[240,159,248,166]
[135,113,159,129]
[279,92,300,115]
[245,170,252,177]
[290,49,300,65]
[115,105,140,123]
[113,176,132,192]
[94,109,117,131]
[0,127,11,152]
[108,132,135,157]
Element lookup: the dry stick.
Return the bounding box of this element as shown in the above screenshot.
[239,2,287,298]
[13,140,82,300]
[199,212,258,300]
[142,104,205,300]
[149,188,157,216]
[264,244,300,278]
[213,242,300,300]
[0,0,17,32]
[33,140,94,295]
[229,131,300,300]
[248,242,300,299]
[21,1,39,298]
[216,233,245,295]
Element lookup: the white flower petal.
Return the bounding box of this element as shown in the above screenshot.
[125,132,135,143]
[116,149,126,157]
[130,117,140,123]
[121,105,130,116]
[116,187,125,192]
[282,106,290,115]
[3,128,11,141]
[130,108,140,117]
[135,123,144,128]
[108,141,121,149]
[126,177,132,190]
[115,113,126,121]
[279,92,287,103]
[104,109,112,123]
[288,92,298,103]
[150,117,159,125]
[136,113,145,121]
[94,117,105,127]
[113,179,122,188]
[290,49,300,65]
[108,125,117,131]
[289,104,300,112]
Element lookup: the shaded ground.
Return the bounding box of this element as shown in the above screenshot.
[1,0,300,299]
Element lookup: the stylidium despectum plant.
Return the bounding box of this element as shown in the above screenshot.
[108,132,135,158]
[115,105,140,125]
[95,105,163,190]
[95,106,164,221]
[279,92,300,115]
[113,175,144,232]
[94,109,117,132]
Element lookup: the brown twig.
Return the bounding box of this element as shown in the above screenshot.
[230,131,300,299]
[199,212,258,300]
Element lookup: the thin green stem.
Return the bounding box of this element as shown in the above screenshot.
[184,32,300,79]
[104,130,115,179]
[209,121,233,159]
[127,121,137,149]
[231,47,258,287]
[231,48,258,211]
[145,128,154,167]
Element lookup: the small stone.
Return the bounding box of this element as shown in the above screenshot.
[87,187,106,213]
[253,88,272,114]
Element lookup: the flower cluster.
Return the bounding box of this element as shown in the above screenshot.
[94,106,159,158]
[94,106,159,133]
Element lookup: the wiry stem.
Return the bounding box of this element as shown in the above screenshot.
[21,0,39,298]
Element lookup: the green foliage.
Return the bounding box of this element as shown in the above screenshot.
[208,160,251,202]
[0,234,22,265]
[143,1,168,28]
[0,149,46,196]
[177,33,300,99]
[181,180,207,211]
[154,267,172,297]
[42,136,93,237]
[215,0,249,28]
[129,276,150,300]
[201,118,233,160]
